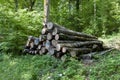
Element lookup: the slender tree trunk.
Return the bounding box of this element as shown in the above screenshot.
[44,0,50,23]
[29,0,36,11]
[76,0,80,12]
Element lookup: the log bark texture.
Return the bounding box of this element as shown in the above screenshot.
[23,21,106,59]
[55,34,97,41]
[47,22,97,39]
[56,41,103,49]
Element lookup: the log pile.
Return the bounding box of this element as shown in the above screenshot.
[23,22,105,58]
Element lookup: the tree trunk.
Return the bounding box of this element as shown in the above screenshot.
[76,0,80,12]
[68,48,92,57]
[56,41,103,51]
[55,33,97,41]
[44,0,50,23]
[29,0,36,11]
[47,22,97,39]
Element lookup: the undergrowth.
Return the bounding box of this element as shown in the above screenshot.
[0,50,120,80]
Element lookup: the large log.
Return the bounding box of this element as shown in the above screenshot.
[52,28,58,35]
[45,40,51,49]
[30,42,34,49]
[25,36,34,48]
[39,35,43,41]
[68,48,92,57]
[38,50,43,55]
[41,27,48,34]
[39,35,47,41]
[34,38,39,45]
[37,45,42,49]
[54,52,64,58]
[47,33,53,40]
[44,0,50,23]
[41,47,47,54]
[57,40,88,43]
[51,40,58,47]
[55,34,97,41]
[48,47,57,55]
[58,46,92,54]
[80,48,114,60]
[42,41,46,47]
[56,41,103,51]
[51,40,99,47]
[47,22,97,39]
[41,27,53,35]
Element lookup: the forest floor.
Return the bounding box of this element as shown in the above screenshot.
[0,34,120,80]
[100,33,120,50]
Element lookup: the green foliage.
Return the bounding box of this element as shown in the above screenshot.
[0,5,43,53]
[50,0,120,36]
[89,50,120,80]
[0,1,120,80]
[0,50,120,80]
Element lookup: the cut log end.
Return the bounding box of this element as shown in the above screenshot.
[51,40,58,47]
[55,34,59,40]
[47,22,53,29]
[45,40,51,49]
[48,47,55,55]
[56,44,61,51]
[34,38,39,45]
[41,28,48,34]
[70,51,77,57]
[38,45,42,49]
[62,47,67,53]
[52,28,58,35]
[47,33,52,40]
[41,47,47,54]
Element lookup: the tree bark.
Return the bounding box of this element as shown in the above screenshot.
[39,35,47,41]
[56,41,103,51]
[44,0,50,23]
[69,48,92,57]
[47,22,97,39]
[55,33,97,41]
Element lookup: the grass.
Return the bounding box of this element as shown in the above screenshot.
[0,49,120,80]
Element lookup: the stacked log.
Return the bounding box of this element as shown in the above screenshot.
[23,22,105,58]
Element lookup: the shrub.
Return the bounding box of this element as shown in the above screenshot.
[0,5,43,54]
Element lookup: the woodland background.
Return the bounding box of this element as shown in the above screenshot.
[0,0,120,80]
